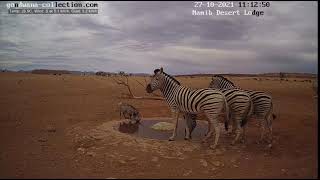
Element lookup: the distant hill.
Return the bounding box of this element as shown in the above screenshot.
[4,69,317,78]
[31,69,71,75]
[176,73,317,78]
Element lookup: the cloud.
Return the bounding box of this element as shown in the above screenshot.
[0,1,317,74]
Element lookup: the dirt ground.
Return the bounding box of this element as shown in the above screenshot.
[0,72,317,178]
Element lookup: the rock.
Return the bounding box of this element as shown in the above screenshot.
[89,134,103,140]
[151,157,159,162]
[77,147,86,154]
[211,167,217,171]
[233,164,239,168]
[176,151,183,156]
[119,160,126,164]
[162,156,175,159]
[212,161,221,167]
[214,149,223,155]
[151,122,174,131]
[183,170,192,176]
[200,159,208,167]
[128,157,136,161]
[86,151,96,157]
[182,147,194,152]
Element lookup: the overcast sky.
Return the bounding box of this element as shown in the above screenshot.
[0,1,318,74]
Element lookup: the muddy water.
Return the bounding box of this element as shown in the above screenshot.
[116,119,209,141]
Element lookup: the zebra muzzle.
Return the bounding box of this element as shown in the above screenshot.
[146,84,153,93]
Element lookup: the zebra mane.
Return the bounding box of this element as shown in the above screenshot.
[154,69,180,85]
[213,75,235,86]
[163,72,181,85]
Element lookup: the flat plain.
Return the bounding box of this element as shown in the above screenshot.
[0,72,317,178]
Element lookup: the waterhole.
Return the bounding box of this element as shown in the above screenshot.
[114,118,212,141]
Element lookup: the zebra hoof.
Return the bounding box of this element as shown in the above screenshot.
[168,137,175,141]
[209,145,217,149]
[185,136,192,140]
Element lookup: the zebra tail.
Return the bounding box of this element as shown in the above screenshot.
[241,98,253,127]
[271,101,276,120]
[265,101,275,124]
[223,94,230,131]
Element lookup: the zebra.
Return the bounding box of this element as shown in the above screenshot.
[209,75,275,145]
[218,88,253,144]
[146,67,229,149]
[184,88,253,145]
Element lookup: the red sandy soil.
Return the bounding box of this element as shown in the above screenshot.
[0,72,317,178]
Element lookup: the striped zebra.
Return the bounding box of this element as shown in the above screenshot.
[209,75,275,144]
[184,88,253,145]
[218,88,253,144]
[146,67,229,149]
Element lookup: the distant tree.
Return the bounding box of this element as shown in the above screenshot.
[111,75,164,100]
[280,72,285,81]
[119,71,125,76]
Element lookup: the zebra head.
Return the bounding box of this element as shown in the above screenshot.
[209,75,235,89]
[209,75,221,88]
[146,67,165,93]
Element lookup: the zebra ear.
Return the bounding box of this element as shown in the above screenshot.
[160,67,163,73]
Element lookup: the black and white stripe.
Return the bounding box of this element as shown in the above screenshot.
[186,82,253,144]
[209,75,275,144]
[218,88,253,144]
[146,68,229,149]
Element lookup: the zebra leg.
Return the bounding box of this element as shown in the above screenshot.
[266,114,273,147]
[184,113,191,140]
[204,123,211,136]
[202,121,212,143]
[240,125,246,143]
[184,124,190,140]
[257,118,265,144]
[231,118,242,145]
[210,120,220,149]
[227,116,236,136]
[169,112,180,141]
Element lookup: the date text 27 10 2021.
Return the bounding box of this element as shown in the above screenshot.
[192,9,264,17]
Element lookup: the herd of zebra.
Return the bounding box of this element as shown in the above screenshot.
[146,67,275,149]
